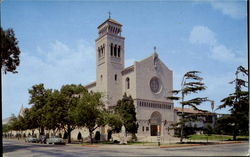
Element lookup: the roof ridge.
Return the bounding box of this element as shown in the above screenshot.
[98,18,122,29]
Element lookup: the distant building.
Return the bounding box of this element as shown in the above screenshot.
[2,117,12,125]
[174,107,217,129]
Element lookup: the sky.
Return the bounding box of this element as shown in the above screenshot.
[2,0,248,119]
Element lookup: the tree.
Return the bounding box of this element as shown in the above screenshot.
[43,90,65,133]
[203,125,213,143]
[167,71,207,143]
[60,84,86,143]
[115,93,138,141]
[106,113,123,133]
[8,114,23,139]
[1,27,21,74]
[214,115,234,135]
[8,114,19,131]
[72,91,105,144]
[3,124,10,133]
[28,84,52,136]
[22,108,39,135]
[216,66,248,140]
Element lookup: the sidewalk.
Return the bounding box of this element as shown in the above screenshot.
[5,137,248,149]
[76,140,247,149]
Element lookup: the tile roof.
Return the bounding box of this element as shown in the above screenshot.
[121,65,134,75]
[98,18,122,29]
[174,107,208,114]
[84,81,96,89]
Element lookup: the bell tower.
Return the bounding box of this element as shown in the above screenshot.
[95,16,125,107]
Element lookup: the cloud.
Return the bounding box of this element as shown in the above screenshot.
[189,25,244,63]
[210,44,234,61]
[189,26,217,46]
[210,1,246,19]
[22,40,96,86]
[3,40,96,118]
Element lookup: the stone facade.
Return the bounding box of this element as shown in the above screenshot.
[6,17,177,142]
[84,17,175,139]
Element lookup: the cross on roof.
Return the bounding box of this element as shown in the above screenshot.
[154,46,157,52]
[108,11,111,19]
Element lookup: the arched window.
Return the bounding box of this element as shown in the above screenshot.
[114,45,117,57]
[98,47,100,58]
[100,75,103,82]
[110,43,113,56]
[118,46,120,57]
[103,44,105,56]
[115,74,117,81]
[126,77,130,89]
[100,46,103,56]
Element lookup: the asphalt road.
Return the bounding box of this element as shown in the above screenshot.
[3,139,249,156]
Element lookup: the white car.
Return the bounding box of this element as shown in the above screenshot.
[46,136,65,145]
[25,136,38,143]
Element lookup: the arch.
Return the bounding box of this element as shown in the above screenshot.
[103,44,105,56]
[98,47,101,58]
[95,131,101,142]
[115,74,117,81]
[107,129,112,141]
[114,44,117,57]
[100,75,103,82]
[126,77,130,89]
[118,46,121,57]
[110,43,113,56]
[100,46,102,55]
[150,111,162,124]
[150,111,162,136]
[77,132,82,141]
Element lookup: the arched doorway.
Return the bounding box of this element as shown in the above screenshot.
[95,131,101,142]
[150,111,162,136]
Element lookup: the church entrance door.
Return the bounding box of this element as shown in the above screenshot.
[150,111,162,136]
[150,125,157,136]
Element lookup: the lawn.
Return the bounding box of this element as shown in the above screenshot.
[189,134,249,141]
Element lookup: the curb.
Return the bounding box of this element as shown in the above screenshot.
[81,145,98,147]
[160,144,201,148]
[160,141,244,148]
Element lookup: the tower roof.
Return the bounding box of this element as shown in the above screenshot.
[97,18,122,29]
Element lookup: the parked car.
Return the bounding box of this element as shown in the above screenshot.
[46,136,65,145]
[25,136,38,143]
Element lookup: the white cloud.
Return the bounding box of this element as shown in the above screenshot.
[210,1,246,19]
[3,40,96,118]
[189,26,217,46]
[189,25,245,63]
[210,44,234,61]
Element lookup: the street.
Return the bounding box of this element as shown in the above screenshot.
[3,139,249,156]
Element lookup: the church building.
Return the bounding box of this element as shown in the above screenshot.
[6,16,217,142]
[84,17,175,138]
